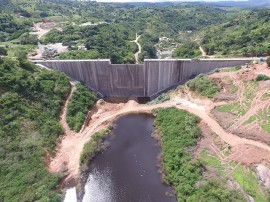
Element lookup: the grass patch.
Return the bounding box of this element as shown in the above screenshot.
[254,106,270,133]
[200,149,223,169]
[80,126,112,171]
[244,81,258,100]
[67,83,97,132]
[148,93,170,105]
[261,116,270,133]
[261,93,270,100]
[223,66,241,72]
[187,74,220,98]
[233,165,267,202]
[243,115,256,125]
[230,85,238,94]
[217,102,246,116]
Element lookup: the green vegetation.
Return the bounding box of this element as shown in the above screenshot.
[201,9,270,56]
[217,80,258,118]
[3,0,270,61]
[80,126,112,171]
[255,106,270,133]
[154,107,245,201]
[0,47,7,56]
[173,41,201,58]
[44,24,137,63]
[224,66,241,72]
[67,83,97,132]
[139,33,158,61]
[243,115,256,125]
[255,74,270,81]
[261,93,270,100]
[0,57,70,201]
[230,85,238,94]
[266,58,270,67]
[217,102,247,117]
[187,74,220,98]
[262,117,270,133]
[201,146,268,202]
[148,93,170,105]
[233,165,267,202]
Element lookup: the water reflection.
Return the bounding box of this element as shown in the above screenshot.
[82,114,176,202]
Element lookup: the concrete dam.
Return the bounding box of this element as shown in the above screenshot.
[34,58,252,98]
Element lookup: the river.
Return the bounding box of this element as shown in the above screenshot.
[82,113,176,202]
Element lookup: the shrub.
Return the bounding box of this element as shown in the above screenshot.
[255,74,270,81]
[67,83,97,132]
[154,107,245,201]
[187,74,219,98]
[148,93,170,105]
[266,58,270,67]
[0,57,70,201]
[80,126,112,170]
[0,47,7,56]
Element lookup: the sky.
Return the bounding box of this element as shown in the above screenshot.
[97,0,248,2]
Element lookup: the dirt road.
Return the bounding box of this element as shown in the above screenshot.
[30,22,52,39]
[199,46,207,57]
[132,33,142,64]
[49,87,270,182]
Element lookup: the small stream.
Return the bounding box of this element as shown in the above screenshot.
[81,113,176,202]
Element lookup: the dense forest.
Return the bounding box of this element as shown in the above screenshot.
[0,57,70,201]
[44,24,137,63]
[0,0,251,61]
[2,0,270,60]
[201,9,270,56]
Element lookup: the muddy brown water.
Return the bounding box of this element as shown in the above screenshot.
[82,113,176,202]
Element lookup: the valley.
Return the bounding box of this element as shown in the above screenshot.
[1,0,270,201]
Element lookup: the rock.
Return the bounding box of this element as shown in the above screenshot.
[256,164,270,189]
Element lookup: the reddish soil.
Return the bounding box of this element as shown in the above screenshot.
[228,144,270,166]
[210,63,270,145]
[211,108,235,129]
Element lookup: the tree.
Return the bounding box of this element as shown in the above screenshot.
[0,47,7,56]
[266,58,270,67]
[19,33,38,45]
[14,50,28,60]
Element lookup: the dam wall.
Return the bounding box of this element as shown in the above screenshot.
[34,58,252,98]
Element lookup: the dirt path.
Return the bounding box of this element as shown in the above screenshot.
[60,82,76,136]
[199,45,216,58]
[50,90,270,182]
[199,46,207,57]
[132,33,142,64]
[30,22,52,39]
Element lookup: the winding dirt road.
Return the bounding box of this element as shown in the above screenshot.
[49,86,270,182]
[132,33,142,64]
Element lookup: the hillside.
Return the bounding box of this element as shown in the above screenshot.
[0,57,70,201]
[200,9,270,57]
[2,0,270,60]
